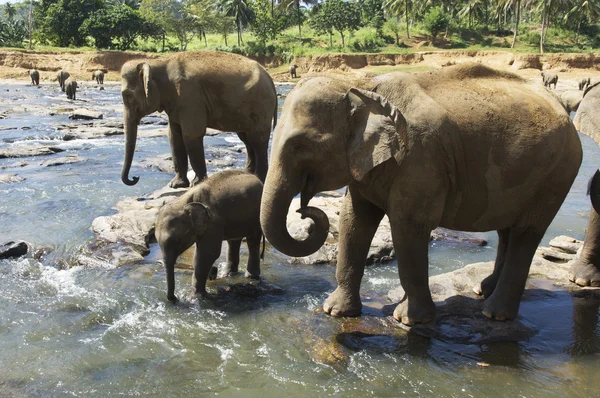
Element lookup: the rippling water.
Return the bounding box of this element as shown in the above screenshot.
[0,81,599,397]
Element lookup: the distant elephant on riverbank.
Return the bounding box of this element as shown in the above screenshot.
[542,71,558,89]
[289,64,298,78]
[559,90,583,113]
[260,64,582,325]
[92,70,104,84]
[119,51,277,188]
[29,69,39,86]
[65,79,77,100]
[57,70,70,92]
[570,81,600,287]
[579,77,591,91]
[155,170,263,302]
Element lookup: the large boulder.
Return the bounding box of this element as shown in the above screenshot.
[0,241,29,259]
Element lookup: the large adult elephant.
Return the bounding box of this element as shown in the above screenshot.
[57,70,70,92]
[260,64,582,325]
[119,51,278,187]
[569,81,600,287]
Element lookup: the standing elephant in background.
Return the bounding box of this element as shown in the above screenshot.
[570,81,600,287]
[289,64,298,78]
[579,77,591,91]
[155,170,263,302]
[65,79,77,100]
[29,69,39,85]
[260,64,582,325]
[119,51,277,188]
[92,70,105,84]
[57,70,70,92]
[542,71,558,89]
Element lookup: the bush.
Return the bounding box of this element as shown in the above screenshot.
[350,31,384,52]
[423,7,449,40]
[522,30,541,46]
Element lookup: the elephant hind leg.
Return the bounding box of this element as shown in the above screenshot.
[569,207,600,287]
[168,122,190,188]
[245,231,262,279]
[237,132,256,174]
[239,131,269,182]
[482,226,545,321]
[224,239,242,276]
[475,228,510,297]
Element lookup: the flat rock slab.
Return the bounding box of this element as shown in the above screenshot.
[0,173,25,183]
[69,109,103,120]
[42,154,87,167]
[0,145,64,159]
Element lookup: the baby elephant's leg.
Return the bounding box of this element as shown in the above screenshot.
[245,233,261,279]
[224,239,242,276]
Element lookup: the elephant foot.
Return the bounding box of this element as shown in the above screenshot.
[244,270,260,279]
[191,175,207,187]
[473,273,499,298]
[189,290,208,301]
[208,266,218,280]
[568,258,600,287]
[392,295,436,326]
[167,294,179,303]
[169,175,189,188]
[323,288,362,317]
[482,293,520,321]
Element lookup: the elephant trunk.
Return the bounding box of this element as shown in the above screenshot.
[260,168,329,258]
[121,111,140,186]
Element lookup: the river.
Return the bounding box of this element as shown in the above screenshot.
[0,80,598,397]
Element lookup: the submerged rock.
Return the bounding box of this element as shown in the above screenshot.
[0,173,25,183]
[42,154,87,167]
[0,145,64,159]
[69,109,103,120]
[0,241,29,259]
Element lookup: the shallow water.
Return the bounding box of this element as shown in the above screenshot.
[0,82,599,397]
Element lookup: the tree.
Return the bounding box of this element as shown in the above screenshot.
[423,6,449,39]
[219,0,254,46]
[210,12,235,46]
[251,0,282,44]
[0,18,26,47]
[383,0,413,38]
[313,0,361,47]
[80,4,159,50]
[564,0,600,45]
[383,16,402,45]
[309,5,334,46]
[361,0,386,37]
[4,3,17,21]
[457,0,485,29]
[278,0,318,42]
[140,0,198,51]
[36,0,103,47]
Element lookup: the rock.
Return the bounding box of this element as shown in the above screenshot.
[537,246,576,262]
[0,145,64,159]
[0,173,25,183]
[69,109,103,120]
[209,276,285,297]
[0,241,29,259]
[549,235,583,254]
[42,154,87,167]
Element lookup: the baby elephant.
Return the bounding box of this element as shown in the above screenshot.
[578,77,591,91]
[541,71,558,89]
[65,79,77,100]
[289,64,298,78]
[29,69,39,85]
[92,70,104,84]
[155,170,263,302]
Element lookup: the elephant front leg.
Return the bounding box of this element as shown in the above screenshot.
[245,232,261,279]
[191,238,222,298]
[569,207,600,287]
[474,228,509,297]
[163,254,178,303]
[224,239,241,276]
[168,122,190,188]
[323,188,384,317]
[391,223,436,325]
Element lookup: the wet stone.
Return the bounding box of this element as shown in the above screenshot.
[69,109,103,120]
[0,145,64,159]
[0,241,30,259]
[0,173,25,183]
[208,276,285,297]
[42,154,87,167]
[549,235,583,254]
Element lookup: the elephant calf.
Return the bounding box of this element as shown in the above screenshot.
[542,71,558,89]
[579,77,591,91]
[29,69,39,86]
[155,170,263,302]
[92,70,105,84]
[57,70,70,92]
[289,64,298,79]
[65,79,77,100]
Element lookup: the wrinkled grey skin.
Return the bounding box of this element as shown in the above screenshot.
[578,77,591,91]
[92,70,105,84]
[542,71,558,89]
[570,81,600,287]
[29,69,39,85]
[559,90,583,113]
[120,51,277,188]
[65,79,77,100]
[155,170,263,302]
[261,64,582,325]
[289,64,298,78]
[57,70,70,92]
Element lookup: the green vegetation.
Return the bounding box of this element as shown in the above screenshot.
[0,0,599,56]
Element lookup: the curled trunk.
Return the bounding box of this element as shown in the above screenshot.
[121,111,140,186]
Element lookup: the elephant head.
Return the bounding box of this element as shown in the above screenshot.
[260,77,408,257]
[120,61,164,186]
[155,201,210,301]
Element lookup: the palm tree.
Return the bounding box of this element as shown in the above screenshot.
[457,0,485,29]
[278,0,318,42]
[219,0,254,46]
[564,0,600,45]
[500,0,521,47]
[383,0,414,38]
[4,3,16,21]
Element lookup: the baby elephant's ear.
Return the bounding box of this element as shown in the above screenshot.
[345,88,409,181]
[184,202,209,235]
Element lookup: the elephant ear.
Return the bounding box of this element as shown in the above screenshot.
[345,88,409,181]
[137,63,151,105]
[184,202,210,236]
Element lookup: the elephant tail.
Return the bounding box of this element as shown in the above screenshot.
[587,169,600,214]
[272,91,278,131]
[260,233,266,260]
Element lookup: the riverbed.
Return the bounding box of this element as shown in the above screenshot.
[0,80,599,397]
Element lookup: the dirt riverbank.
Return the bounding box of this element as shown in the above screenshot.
[1,49,599,83]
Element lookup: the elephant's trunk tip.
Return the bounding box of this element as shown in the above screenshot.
[122,175,140,186]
